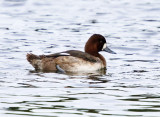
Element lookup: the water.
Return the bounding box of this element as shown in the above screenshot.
[0,0,160,116]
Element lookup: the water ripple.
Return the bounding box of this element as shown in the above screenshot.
[1,0,160,117]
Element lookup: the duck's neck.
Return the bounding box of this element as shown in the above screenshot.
[86,51,106,67]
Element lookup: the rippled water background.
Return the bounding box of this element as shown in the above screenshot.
[0,0,160,116]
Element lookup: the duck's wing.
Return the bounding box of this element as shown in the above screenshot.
[45,50,98,63]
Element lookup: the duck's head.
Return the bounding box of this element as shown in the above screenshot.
[85,34,116,56]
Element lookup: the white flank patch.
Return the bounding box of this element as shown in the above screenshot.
[102,43,107,50]
[59,53,70,56]
[76,63,103,71]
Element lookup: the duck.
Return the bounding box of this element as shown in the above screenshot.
[26,34,116,73]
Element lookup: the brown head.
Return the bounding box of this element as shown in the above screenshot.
[85,34,116,56]
[85,34,116,67]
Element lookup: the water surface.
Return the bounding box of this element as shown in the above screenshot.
[0,0,160,117]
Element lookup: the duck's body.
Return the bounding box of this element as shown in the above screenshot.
[27,50,104,72]
[27,34,116,72]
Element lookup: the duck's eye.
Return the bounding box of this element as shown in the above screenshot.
[100,40,103,43]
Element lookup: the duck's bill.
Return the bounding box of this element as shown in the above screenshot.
[104,47,116,54]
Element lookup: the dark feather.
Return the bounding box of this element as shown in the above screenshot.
[45,50,98,62]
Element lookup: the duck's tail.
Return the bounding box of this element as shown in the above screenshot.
[26,53,40,63]
[26,53,43,70]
